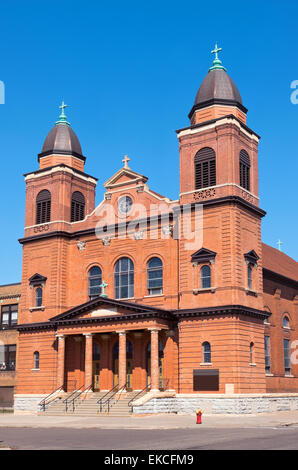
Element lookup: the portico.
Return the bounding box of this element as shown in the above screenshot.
[51,297,177,394]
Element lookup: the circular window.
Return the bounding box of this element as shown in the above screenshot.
[118,196,133,215]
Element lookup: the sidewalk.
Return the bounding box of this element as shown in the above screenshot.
[0,411,298,429]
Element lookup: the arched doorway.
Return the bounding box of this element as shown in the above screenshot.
[92,342,100,391]
[112,340,133,391]
[146,341,164,390]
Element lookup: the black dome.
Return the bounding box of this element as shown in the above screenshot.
[194,69,242,105]
[40,123,83,158]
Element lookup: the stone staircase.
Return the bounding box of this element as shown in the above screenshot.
[40,390,144,417]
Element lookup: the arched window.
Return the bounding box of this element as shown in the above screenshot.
[264,336,271,373]
[247,265,253,289]
[88,266,102,299]
[35,287,43,307]
[114,257,134,299]
[283,316,290,328]
[147,257,163,295]
[34,351,40,369]
[71,191,85,222]
[284,339,291,376]
[200,265,211,289]
[194,147,216,190]
[36,190,51,224]
[250,342,254,363]
[239,150,250,191]
[202,342,211,363]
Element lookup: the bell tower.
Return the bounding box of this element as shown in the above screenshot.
[23,102,97,237]
[177,45,266,311]
[19,104,98,324]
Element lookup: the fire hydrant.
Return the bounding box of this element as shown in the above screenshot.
[196,408,203,424]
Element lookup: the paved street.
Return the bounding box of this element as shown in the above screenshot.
[0,425,298,450]
[0,411,298,450]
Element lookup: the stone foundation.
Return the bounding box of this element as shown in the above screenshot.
[14,394,47,414]
[132,393,298,415]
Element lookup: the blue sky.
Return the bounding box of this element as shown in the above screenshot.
[0,0,297,284]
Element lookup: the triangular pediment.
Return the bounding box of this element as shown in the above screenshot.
[104,167,148,190]
[29,273,47,286]
[50,296,171,323]
[191,248,217,263]
[244,250,259,265]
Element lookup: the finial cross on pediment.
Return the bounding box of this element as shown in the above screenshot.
[122,155,130,169]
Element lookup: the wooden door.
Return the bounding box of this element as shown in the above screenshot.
[92,360,100,391]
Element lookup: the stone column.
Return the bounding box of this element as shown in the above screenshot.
[150,329,160,391]
[118,331,127,390]
[56,334,65,390]
[84,333,93,389]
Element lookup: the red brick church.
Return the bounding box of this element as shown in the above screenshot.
[15,46,298,414]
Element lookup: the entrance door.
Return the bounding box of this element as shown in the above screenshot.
[127,358,133,391]
[113,358,119,388]
[93,360,100,391]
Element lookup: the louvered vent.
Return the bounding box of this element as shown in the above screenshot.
[71,191,85,222]
[194,147,216,190]
[36,190,51,224]
[239,150,250,191]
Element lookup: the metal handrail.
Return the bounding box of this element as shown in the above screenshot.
[70,384,93,412]
[97,383,119,412]
[100,382,127,413]
[128,383,151,409]
[63,384,85,412]
[39,386,64,412]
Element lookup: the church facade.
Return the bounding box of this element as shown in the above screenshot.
[15,48,298,413]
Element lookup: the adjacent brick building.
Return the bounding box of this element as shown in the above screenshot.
[0,283,21,407]
[14,49,298,413]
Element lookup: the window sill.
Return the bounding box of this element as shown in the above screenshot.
[283,326,291,330]
[31,368,40,371]
[265,373,274,376]
[200,363,212,366]
[285,374,294,377]
[29,306,45,312]
[193,287,216,295]
[249,363,257,367]
[245,288,258,297]
[144,294,164,298]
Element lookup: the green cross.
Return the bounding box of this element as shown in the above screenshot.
[100,280,108,297]
[59,100,68,116]
[211,43,222,60]
[277,239,283,252]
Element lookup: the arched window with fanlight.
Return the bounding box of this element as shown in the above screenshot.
[147,257,163,295]
[36,190,51,224]
[114,257,134,299]
[194,147,216,190]
[202,342,211,363]
[239,149,250,191]
[71,191,85,222]
[200,265,211,289]
[88,266,102,299]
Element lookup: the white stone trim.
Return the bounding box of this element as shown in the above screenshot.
[177,116,260,143]
[25,165,97,185]
[180,182,259,200]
